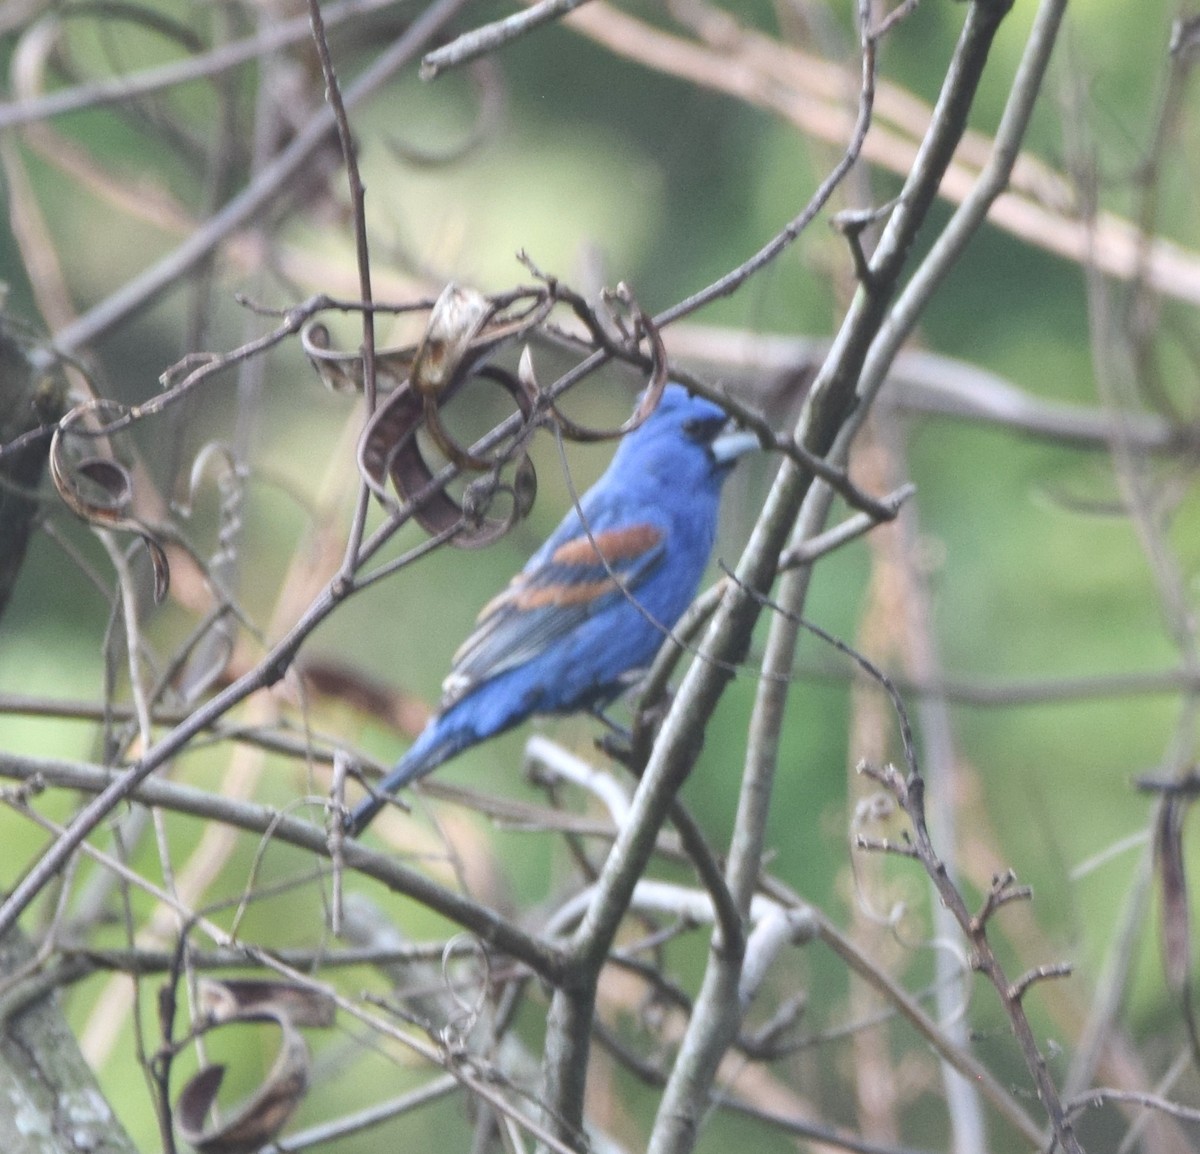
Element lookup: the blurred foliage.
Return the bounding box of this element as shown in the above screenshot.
[2,0,1200,1151]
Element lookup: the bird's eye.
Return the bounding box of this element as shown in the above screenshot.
[682,416,726,443]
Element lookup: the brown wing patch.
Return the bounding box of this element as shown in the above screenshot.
[511,578,616,610]
[551,524,662,568]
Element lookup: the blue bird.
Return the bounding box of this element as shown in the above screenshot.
[347,384,758,835]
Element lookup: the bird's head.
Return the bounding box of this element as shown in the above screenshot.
[614,383,759,483]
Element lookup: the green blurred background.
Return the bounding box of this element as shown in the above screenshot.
[2,0,1199,1150]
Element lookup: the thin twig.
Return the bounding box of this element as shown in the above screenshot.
[305,0,378,573]
[0,0,400,130]
[421,0,595,78]
[0,753,567,984]
[50,0,473,354]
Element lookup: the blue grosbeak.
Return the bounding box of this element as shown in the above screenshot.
[347,384,757,835]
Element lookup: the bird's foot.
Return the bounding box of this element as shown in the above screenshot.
[593,689,674,772]
[589,705,634,765]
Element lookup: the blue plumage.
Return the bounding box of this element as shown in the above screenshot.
[347,384,756,835]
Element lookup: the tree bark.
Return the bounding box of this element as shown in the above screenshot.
[0,927,141,1154]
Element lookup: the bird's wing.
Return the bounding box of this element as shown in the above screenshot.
[440,522,665,708]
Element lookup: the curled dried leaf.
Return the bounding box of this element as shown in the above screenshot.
[407,285,550,473]
[356,380,425,507]
[176,980,335,1154]
[358,364,538,549]
[411,283,496,398]
[1156,792,1192,995]
[69,456,133,515]
[332,285,551,548]
[300,320,416,395]
[197,977,337,1028]
[307,279,670,551]
[538,295,669,442]
[176,1032,307,1154]
[50,401,132,524]
[50,399,171,602]
[142,536,171,605]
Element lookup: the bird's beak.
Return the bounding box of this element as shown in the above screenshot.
[711,427,760,467]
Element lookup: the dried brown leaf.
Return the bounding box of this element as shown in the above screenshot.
[176,980,335,1154]
[1156,793,1192,995]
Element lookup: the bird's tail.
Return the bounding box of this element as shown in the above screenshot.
[346,716,466,836]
